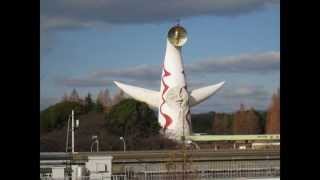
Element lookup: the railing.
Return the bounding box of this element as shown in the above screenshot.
[120,159,280,172]
[40,169,279,180]
[41,159,279,180]
[40,175,127,180]
[121,159,280,180]
[130,168,280,180]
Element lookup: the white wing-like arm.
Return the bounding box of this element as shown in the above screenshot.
[189,81,225,107]
[114,81,160,108]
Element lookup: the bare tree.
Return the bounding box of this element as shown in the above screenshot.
[266,89,280,134]
[69,88,81,102]
[233,104,262,134]
[233,104,246,134]
[96,88,112,111]
[112,89,125,105]
[102,89,112,107]
[61,93,69,102]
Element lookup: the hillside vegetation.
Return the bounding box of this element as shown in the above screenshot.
[40,88,280,151]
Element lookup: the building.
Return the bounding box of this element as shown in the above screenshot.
[40,152,113,179]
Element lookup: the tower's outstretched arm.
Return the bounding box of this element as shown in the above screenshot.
[113,81,160,108]
[189,81,225,107]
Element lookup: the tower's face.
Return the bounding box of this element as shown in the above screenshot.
[167,25,188,47]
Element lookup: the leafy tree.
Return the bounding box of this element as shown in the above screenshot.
[84,93,95,112]
[256,110,267,134]
[40,110,177,152]
[95,99,104,113]
[191,112,215,134]
[105,99,161,149]
[40,101,86,132]
[212,112,234,135]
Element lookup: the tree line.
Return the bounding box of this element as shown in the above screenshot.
[62,88,125,112]
[41,88,280,135]
[40,89,280,151]
[40,88,279,151]
[40,97,177,152]
[40,88,125,132]
[192,89,280,135]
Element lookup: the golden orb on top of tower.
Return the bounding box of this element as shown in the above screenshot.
[167,24,188,47]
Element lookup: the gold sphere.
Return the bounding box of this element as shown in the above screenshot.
[167,25,188,47]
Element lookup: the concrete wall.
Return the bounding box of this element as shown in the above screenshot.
[85,155,113,179]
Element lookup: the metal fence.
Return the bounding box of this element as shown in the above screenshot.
[121,159,279,172]
[126,168,280,180]
[120,159,280,180]
[40,175,127,180]
[40,169,279,180]
[41,160,279,180]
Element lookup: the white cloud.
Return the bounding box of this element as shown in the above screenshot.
[82,51,280,83]
[51,51,279,112]
[40,0,279,58]
[192,84,273,113]
[91,64,160,81]
[186,51,280,74]
[55,77,110,87]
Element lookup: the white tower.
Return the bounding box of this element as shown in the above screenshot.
[114,25,224,141]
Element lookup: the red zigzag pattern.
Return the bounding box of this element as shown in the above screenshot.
[160,66,173,131]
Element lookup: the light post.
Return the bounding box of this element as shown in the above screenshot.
[119,136,126,152]
[91,135,99,152]
[186,140,200,150]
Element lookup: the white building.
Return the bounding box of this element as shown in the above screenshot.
[40,152,113,179]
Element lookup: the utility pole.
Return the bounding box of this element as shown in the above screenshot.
[71,110,75,153]
[65,110,79,154]
[66,116,70,152]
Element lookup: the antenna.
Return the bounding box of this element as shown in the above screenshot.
[176,19,181,26]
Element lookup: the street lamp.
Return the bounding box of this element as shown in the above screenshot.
[119,136,126,152]
[91,135,99,152]
[186,140,200,150]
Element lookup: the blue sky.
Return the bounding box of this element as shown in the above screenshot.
[41,0,279,113]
